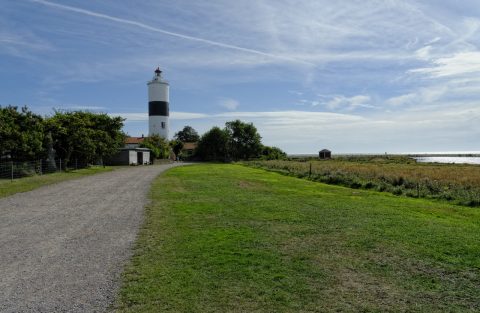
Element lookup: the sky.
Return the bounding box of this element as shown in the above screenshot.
[1,0,480,154]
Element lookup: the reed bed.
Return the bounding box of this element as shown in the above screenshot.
[244,157,480,206]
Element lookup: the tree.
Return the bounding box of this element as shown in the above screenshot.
[89,113,126,163]
[174,125,200,142]
[0,106,45,161]
[225,120,262,161]
[170,139,184,158]
[46,110,125,165]
[261,145,287,160]
[196,127,229,161]
[140,135,170,159]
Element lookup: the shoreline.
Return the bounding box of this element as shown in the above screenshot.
[289,153,480,158]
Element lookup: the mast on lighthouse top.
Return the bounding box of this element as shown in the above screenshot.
[151,67,167,83]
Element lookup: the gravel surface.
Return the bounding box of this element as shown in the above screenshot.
[0,163,183,313]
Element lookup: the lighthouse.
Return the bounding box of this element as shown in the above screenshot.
[148,67,169,139]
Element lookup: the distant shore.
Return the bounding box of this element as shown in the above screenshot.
[407,153,480,157]
[289,153,480,158]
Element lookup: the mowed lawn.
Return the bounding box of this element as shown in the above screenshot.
[117,164,480,312]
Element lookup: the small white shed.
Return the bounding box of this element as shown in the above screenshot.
[109,148,151,165]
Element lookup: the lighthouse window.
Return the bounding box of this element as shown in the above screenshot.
[161,122,166,129]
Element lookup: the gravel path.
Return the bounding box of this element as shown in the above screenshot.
[0,163,184,313]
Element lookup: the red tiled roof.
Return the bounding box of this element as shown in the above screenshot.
[125,137,145,144]
[182,142,198,150]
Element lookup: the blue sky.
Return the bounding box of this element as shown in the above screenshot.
[1,0,480,154]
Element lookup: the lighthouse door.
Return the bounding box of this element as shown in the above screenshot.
[137,152,143,165]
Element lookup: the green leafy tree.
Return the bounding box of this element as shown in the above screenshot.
[196,127,229,161]
[89,113,125,163]
[261,146,287,160]
[225,120,262,161]
[46,111,125,165]
[174,126,200,142]
[0,106,45,161]
[140,135,170,159]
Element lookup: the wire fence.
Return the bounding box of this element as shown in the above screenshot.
[0,159,90,181]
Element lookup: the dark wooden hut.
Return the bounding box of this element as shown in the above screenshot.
[319,149,331,159]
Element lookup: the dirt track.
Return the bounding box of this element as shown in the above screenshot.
[0,164,183,313]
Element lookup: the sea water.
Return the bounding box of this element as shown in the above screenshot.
[414,157,480,165]
[290,152,480,165]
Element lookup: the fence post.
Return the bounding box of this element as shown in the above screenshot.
[59,159,62,172]
[11,161,14,182]
[39,160,43,175]
[309,162,312,177]
[75,159,78,170]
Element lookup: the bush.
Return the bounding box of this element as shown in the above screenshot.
[260,146,287,160]
[350,181,362,189]
[392,176,404,186]
[392,187,403,196]
[364,181,376,189]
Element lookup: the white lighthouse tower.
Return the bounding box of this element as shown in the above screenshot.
[148,67,169,139]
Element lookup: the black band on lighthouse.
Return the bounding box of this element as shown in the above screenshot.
[149,101,169,116]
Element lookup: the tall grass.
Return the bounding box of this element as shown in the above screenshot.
[244,158,480,206]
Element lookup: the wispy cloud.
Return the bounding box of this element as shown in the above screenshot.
[30,0,315,66]
[298,95,374,111]
[0,28,53,58]
[386,85,447,107]
[27,0,474,86]
[324,95,373,111]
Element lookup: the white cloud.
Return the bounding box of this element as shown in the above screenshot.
[411,51,480,77]
[386,85,447,107]
[218,98,239,111]
[190,107,478,153]
[324,95,373,111]
[172,112,209,120]
[386,93,417,107]
[425,37,441,45]
[65,105,106,111]
[415,46,433,60]
[110,111,209,121]
[117,104,480,154]
[288,90,303,96]
[109,113,147,121]
[297,95,374,111]
[215,110,364,124]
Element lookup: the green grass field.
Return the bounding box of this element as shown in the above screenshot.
[117,164,480,312]
[0,166,114,198]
